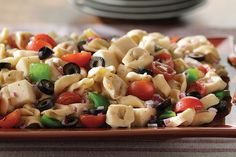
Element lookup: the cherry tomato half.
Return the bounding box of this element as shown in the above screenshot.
[61,51,92,67]
[151,61,176,80]
[26,40,52,51]
[128,80,155,101]
[175,96,204,113]
[154,51,174,68]
[34,34,57,48]
[56,92,82,105]
[0,110,21,128]
[80,114,106,128]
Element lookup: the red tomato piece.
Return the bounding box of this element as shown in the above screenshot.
[128,80,155,100]
[175,96,204,113]
[0,110,21,128]
[151,61,176,80]
[56,92,82,105]
[61,51,92,67]
[26,40,52,51]
[188,81,207,97]
[34,34,57,48]
[197,65,208,74]
[154,51,174,68]
[80,114,106,128]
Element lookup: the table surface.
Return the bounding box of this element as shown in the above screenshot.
[1,1,236,157]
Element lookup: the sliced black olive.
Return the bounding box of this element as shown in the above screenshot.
[89,108,106,115]
[62,115,79,127]
[77,40,87,51]
[25,123,41,129]
[212,100,228,112]
[36,97,54,112]
[156,98,172,111]
[89,57,105,68]
[137,68,153,75]
[188,53,205,61]
[186,92,201,99]
[63,63,81,75]
[38,47,53,60]
[0,62,11,70]
[36,79,54,95]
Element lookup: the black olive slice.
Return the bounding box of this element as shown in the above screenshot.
[188,53,205,61]
[63,63,81,75]
[137,68,153,75]
[36,79,54,95]
[38,47,53,60]
[212,100,228,112]
[89,57,105,68]
[62,115,78,127]
[36,97,54,112]
[0,62,11,70]
[186,92,201,99]
[156,98,172,111]
[89,108,106,115]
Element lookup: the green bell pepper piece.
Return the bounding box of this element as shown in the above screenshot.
[40,115,61,128]
[186,68,200,83]
[214,90,230,100]
[159,110,176,120]
[88,92,109,109]
[29,63,51,82]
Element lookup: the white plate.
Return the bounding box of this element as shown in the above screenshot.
[83,0,202,13]
[70,0,205,20]
[88,0,189,6]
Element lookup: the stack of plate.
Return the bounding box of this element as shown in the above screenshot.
[69,0,206,20]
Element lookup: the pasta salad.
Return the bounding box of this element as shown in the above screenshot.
[0,28,231,129]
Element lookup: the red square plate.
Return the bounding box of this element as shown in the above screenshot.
[1,37,236,139]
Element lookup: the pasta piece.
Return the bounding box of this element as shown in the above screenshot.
[117,95,145,108]
[122,47,153,69]
[191,108,217,126]
[193,45,220,63]
[126,72,152,82]
[45,57,67,81]
[92,50,119,68]
[106,104,135,128]
[8,32,33,49]
[42,105,74,121]
[0,69,24,87]
[109,35,137,61]
[173,73,187,92]
[173,58,189,73]
[88,66,116,82]
[0,57,19,67]
[83,38,110,52]
[126,29,147,44]
[139,35,175,55]
[79,28,99,40]
[116,64,133,82]
[169,89,181,104]
[152,74,171,97]
[200,94,220,110]
[68,78,95,95]
[0,44,7,59]
[0,28,9,43]
[53,41,78,57]
[16,56,40,76]
[19,104,41,128]
[54,74,81,95]
[0,86,13,115]
[199,71,227,94]
[67,103,92,117]
[132,107,156,127]
[164,108,196,127]
[12,50,37,59]
[102,73,128,99]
